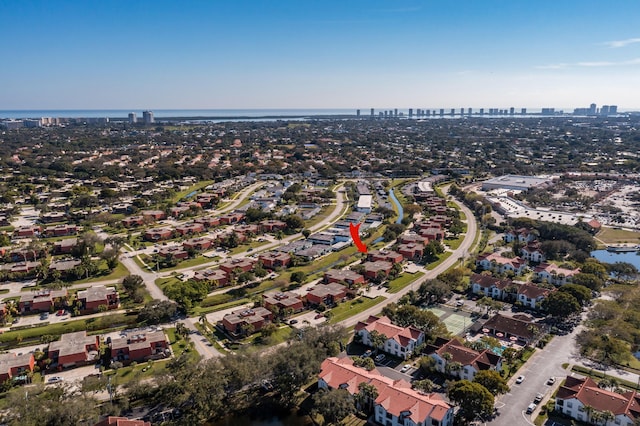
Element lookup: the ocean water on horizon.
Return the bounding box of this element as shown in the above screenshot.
[0,109,358,119]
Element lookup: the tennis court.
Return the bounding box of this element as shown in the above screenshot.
[442,313,469,335]
[426,307,473,335]
[427,307,446,318]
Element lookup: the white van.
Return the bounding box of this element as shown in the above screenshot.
[526,403,536,414]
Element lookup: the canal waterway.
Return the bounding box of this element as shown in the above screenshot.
[388,188,403,224]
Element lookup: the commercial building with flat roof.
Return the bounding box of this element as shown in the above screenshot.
[356,195,373,213]
[481,175,555,192]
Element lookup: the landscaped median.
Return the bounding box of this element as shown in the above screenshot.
[387,271,425,293]
[0,312,139,350]
[327,296,386,324]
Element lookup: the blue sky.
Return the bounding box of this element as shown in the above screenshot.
[2,0,640,110]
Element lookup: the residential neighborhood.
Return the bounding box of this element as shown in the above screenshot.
[0,112,637,425]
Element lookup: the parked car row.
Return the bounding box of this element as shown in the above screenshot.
[525,377,556,415]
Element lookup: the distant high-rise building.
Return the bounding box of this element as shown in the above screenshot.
[408,109,413,118]
[23,119,42,128]
[128,112,137,123]
[589,103,597,115]
[371,108,375,117]
[460,108,464,115]
[356,109,360,117]
[600,105,609,115]
[509,107,515,115]
[394,108,398,117]
[541,108,555,115]
[467,108,472,115]
[426,109,430,116]
[142,110,154,124]
[439,109,444,116]
[479,108,484,115]
[521,108,527,115]
[609,105,617,114]
[450,109,455,116]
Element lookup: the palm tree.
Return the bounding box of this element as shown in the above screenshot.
[369,330,388,353]
[357,382,378,414]
[582,405,594,424]
[446,361,463,378]
[599,410,615,425]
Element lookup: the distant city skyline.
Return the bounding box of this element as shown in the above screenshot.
[2,0,640,109]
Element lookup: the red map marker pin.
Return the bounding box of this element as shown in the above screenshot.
[349,222,367,253]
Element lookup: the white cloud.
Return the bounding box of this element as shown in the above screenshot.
[602,37,640,48]
[538,58,640,69]
[536,63,568,70]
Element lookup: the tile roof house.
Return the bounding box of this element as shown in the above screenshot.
[318,357,453,426]
[157,245,189,260]
[258,252,291,269]
[192,268,229,286]
[260,219,287,232]
[194,216,220,228]
[48,331,100,368]
[481,313,545,345]
[323,269,365,286]
[355,315,424,360]
[13,225,41,238]
[175,222,205,236]
[219,258,256,274]
[182,236,214,251]
[476,253,527,275]
[363,261,394,280]
[555,376,640,425]
[141,210,166,221]
[367,249,404,264]
[143,227,173,242]
[219,212,245,224]
[516,282,554,309]
[77,286,120,314]
[425,337,502,381]
[110,331,169,365]
[520,242,546,263]
[19,289,67,314]
[122,216,145,227]
[42,224,78,237]
[0,352,35,383]
[222,307,273,337]
[53,237,78,254]
[94,416,151,426]
[470,273,515,300]
[305,283,348,307]
[503,228,537,243]
[397,243,425,261]
[534,263,580,285]
[398,234,429,245]
[262,292,304,313]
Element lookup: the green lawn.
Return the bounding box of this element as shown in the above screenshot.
[596,227,640,245]
[192,298,250,316]
[0,312,139,348]
[445,234,465,250]
[70,261,130,284]
[162,255,219,272]
[425,252,453,270]
[171,180,214,203]
[229,240,270,255]
[243,324,293,349]
[387,272,425,293]
[328,296,386,324]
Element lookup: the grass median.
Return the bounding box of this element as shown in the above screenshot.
[328,296,386,324]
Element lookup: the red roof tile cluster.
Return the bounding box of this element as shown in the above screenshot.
[557,376,640,420]
[319,357,451,423]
